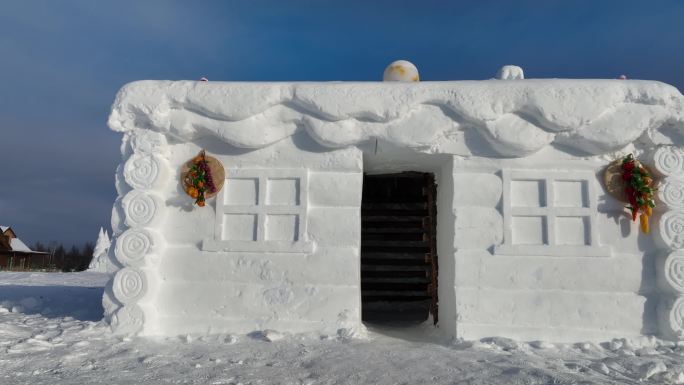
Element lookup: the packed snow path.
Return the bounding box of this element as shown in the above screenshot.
[2,272,684,384]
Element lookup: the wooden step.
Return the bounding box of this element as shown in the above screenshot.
[362,294,432,302]
[362,240,429,247]
[361,264,429,272]
[362,234,425,242]
[361,227,425,232]
[361,277,429,284]
[362,282,429,291]
[362,216,425,222]
[362,300,431,310]
[362,248,430,256]
[362,251,428,258]
[362,203,427,210]
[362,262,428,268]
[361,290,430,297]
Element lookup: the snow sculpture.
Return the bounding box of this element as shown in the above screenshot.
[654,146,684,339]
[382,60,419,82]
[495,65,524,80]
[88,227,113,273]
[104,77,684,342]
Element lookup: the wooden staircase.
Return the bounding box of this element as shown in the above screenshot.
[360,173,438,325]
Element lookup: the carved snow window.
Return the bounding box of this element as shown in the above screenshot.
[496,170,609,257]
[202,169,313,253]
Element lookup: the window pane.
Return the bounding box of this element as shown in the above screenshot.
[511,180,546,207]
[556,216,590,245]
[265,214,299,241]
[225,178,258,205]
[221,214,257,241]
[511,216,547,245]
[554,180,588,208]
[266,178,300,206]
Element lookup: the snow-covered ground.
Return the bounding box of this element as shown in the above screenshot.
[2,272,684,384]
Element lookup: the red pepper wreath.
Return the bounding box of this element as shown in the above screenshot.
[621,154,655,233]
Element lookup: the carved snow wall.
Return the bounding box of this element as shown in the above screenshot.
[654,146,684,339]
[105,79,684,342]
[102,132,168,335]
[104,129,365,336]
[451,155,661,342]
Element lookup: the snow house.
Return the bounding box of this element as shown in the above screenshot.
[103,65,684,343]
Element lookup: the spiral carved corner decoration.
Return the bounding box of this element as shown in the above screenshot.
[130,130,168,155]
[657,251,684,294]
[110,304,146,336]
[653,145,684,340]
[121,190,165,228]
[114,228,164,268]
[123,153,169,190]
[112,267,149,304]
[660,211,684,250]
[659,297,684,340]
[653,146,684,178]
[105,128,169,336]
[658,178,684,210]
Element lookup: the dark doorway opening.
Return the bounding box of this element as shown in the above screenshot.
[361,172,438,326]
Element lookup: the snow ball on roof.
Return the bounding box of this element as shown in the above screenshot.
[496,65,524,80]
[383,60,419,82]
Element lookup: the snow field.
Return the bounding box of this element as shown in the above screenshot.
[3,272,684,384]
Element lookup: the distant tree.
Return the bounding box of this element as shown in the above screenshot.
[54,244,66,270]
[79,242,95,271]
[25,240,100,272]
[62,245,80,272]
[32,241,46,252]
[46,241,60,270]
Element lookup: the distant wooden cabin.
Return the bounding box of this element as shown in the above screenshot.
[0,226,51,271]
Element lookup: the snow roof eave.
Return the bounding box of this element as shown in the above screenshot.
[10,238,32,252]
[6,250,50,255]
[108,79,684,158]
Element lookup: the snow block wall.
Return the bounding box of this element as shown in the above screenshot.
[106,79,684,341]
[653,146,684,339]
[451,155,659,342]
[105,130,364,336]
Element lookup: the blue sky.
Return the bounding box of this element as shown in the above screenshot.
[1,0,683,246]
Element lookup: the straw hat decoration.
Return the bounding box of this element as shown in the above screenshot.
[603,154,656,233]
[181,150,225,207]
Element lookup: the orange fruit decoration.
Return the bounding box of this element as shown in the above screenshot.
[640,213,649,234]
[181,150,225,207]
